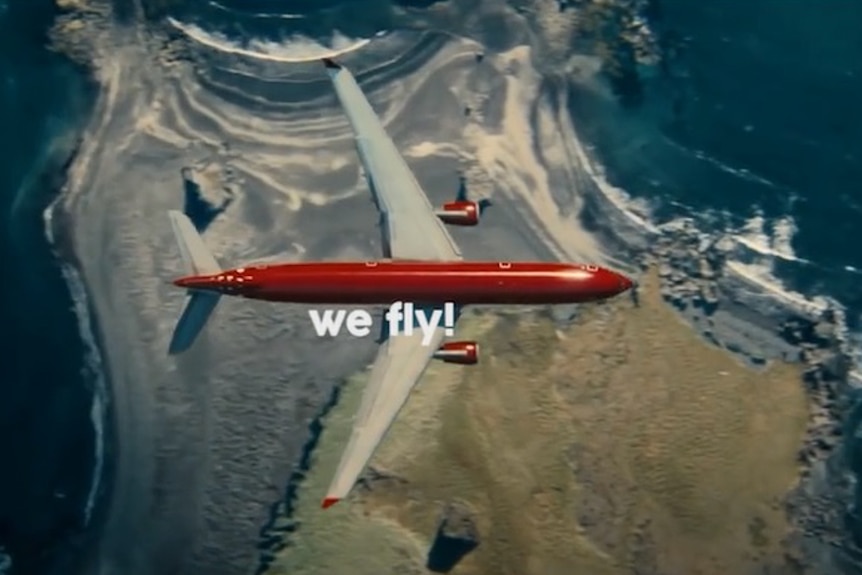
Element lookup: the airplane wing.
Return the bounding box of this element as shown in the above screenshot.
[322,58,462,261]
[320,58,464,507]
[323,321,447,507]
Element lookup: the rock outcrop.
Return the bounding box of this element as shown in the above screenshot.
[426,501,479,573]
[355,465,409,494]
[652,219,723,315]
[647,217,862,573]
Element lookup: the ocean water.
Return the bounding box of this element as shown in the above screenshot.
[175,0,436,41]
[0,0,96,573]
[567,0,862,322]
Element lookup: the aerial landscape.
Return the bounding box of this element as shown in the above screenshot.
[1,1,861,575]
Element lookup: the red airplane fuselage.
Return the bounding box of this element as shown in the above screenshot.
[173,260,633,305]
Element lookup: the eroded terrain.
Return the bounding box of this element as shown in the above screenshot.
[270,268,809,575]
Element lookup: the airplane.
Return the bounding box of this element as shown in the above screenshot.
[166,57,635,510]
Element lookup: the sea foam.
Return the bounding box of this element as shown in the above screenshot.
[167,17,377,63]
[42,203,106,528]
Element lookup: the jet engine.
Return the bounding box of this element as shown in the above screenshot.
[435,175,492,226]
[433,341,479,365]
[435,201,482,226]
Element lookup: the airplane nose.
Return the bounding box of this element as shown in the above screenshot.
[617,273,635,293]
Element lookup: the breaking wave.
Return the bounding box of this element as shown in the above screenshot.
[42,205,106,527]
[736,213,805,263]
[569,111,862,384]
[60,264,106,525]
[167,17,381,63]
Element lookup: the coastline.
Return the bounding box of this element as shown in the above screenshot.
[563,52,861,568]
[41,0,862,574]
[256,165,859,573]
[42,182,115,573]
[0,0,101,568]
[267,266,810,574]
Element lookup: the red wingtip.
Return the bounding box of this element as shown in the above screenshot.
[321,497,340,510]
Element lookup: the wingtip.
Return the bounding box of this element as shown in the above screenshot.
[167,342,186,356]
[321,57,341,70]
[321,497,340,509]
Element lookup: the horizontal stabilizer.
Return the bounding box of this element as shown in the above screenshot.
[168,292,221,354]
[167,210,223,354]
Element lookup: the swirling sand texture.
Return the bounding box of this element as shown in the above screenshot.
[53,4,628,573]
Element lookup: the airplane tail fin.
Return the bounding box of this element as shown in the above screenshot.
[167,210,222,355]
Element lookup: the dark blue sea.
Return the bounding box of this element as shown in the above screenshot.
[568,0,862,323]
[0,0,860,573]
[0,0,96,573]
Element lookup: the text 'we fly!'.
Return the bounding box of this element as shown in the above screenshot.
[307,301,456,346]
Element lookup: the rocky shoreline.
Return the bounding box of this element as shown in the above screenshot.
[631,216,862,572]
[252,384,343,575]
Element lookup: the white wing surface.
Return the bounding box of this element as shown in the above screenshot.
[320,59,462,507]
[322,325,447,507]
[323,58,461,261]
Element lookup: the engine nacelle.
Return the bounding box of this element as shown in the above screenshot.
[435,201,480,226]
[433,341,479,365]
